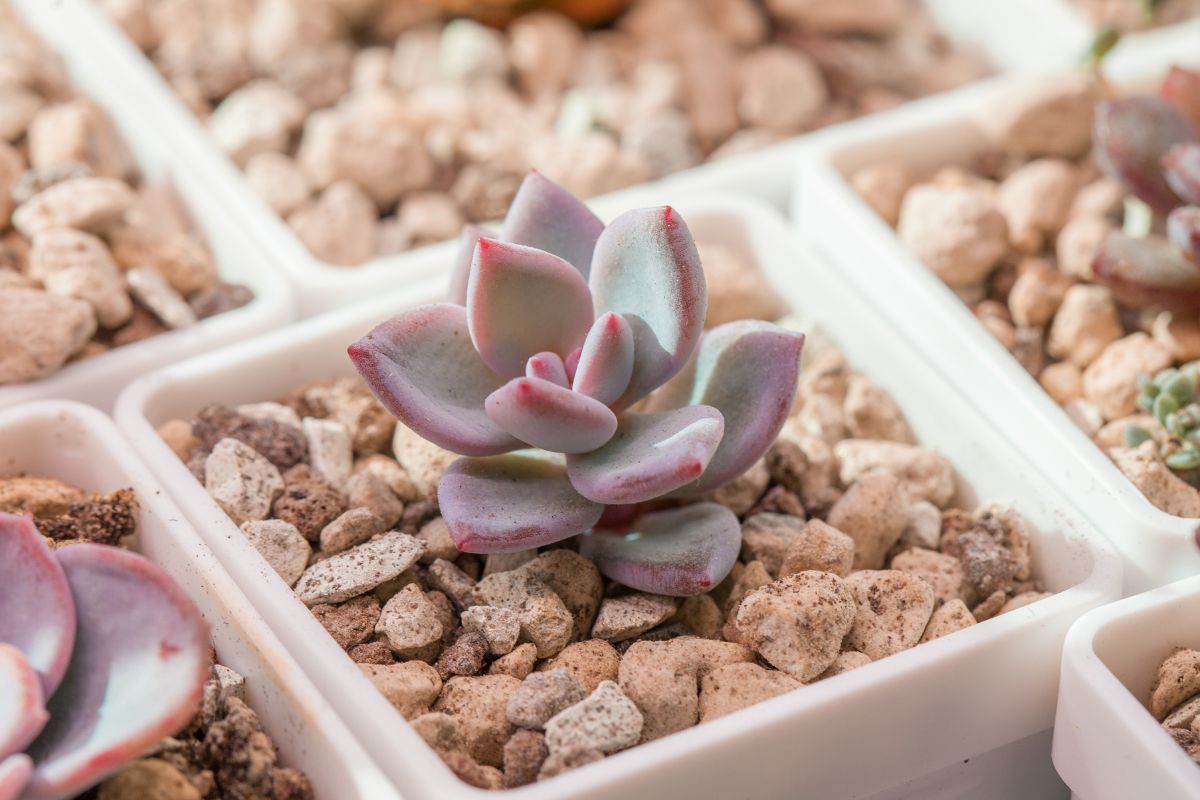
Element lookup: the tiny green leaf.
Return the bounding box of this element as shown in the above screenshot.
[1167,448,1200,470]
[1155,391,1180,423]
[1088,27,1120,65]
[1165,371,1197,404]
[1125,424,1153,447]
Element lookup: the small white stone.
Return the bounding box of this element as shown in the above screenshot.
[375,582,444,660]
[240,519,311,587]
[544,680,643,756]
[303,416,353,492]
[462,606,521,656]
[294,531,425,605]
[208,80,306,166]
[591,593,676,642]
[29,228,131,329]
[237,401,303,429]
[12,176,135,237]
[319,506,384,554]
[126,266,198,329]
[205,438,285,525]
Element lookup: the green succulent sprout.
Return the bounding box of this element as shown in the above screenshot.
[1130,364,1200,484]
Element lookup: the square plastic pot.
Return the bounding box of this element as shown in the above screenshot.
[1053,574,1200,799]
[792,32,1200,594]
[0,400,398,800]
[115,189,1120,799]
[1,0,294,412]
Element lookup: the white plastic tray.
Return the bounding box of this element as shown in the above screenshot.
[0,0,294,412]
[116,190,1120,799]
[1054,574,1200,799]
[793,31,1200,595]
[0,400,398,800]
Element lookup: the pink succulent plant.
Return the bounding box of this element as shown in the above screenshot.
[350,172,805,596]
[0,513,209,800]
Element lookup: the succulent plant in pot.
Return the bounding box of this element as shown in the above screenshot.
[350,173,804,596]
[0,512,209,800]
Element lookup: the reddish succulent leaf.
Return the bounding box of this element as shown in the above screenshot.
[350,304,522,457]
[1168,207,1200,264]
[567,406,724,505]
[578,503,741,596]
[590,207,706,410]
[0,513,75,696]
[0,646,47,762]
[573,312,635,406]
[0,755,32,800]
[525,351,569,388]
[467,238,595,378]
[486,376,618,453]
[564,347,582,383]
[1164,143,1200,206]
[25,545,209,800]
[1093,230,1200,312]
[1094,96,1199,212]
[500,171,605,279]
[1162,65,1200,128]
[672,322,805,496]
[448,224,488,305]
[439,454,605,553]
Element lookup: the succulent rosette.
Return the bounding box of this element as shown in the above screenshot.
[0,513,209,800]
[350,173,804,596]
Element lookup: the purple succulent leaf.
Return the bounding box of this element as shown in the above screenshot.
[24,545,209,800]
[0,513,75,696]
[573,312,635,406]
[1168,206,1200,264]
[671,322,805,496]
[439,454,605,553]
[1165,143,1200,205]
[349,304,523,457]
[448,224,488,305]
[589,207,706,411]
[468,238,595,379]
[500,171,605,279]
[1094,96,1199,213]
[577,502,741,596]
[0,755,32,800]
[485,376,618,454]
[1093,230,1200,312]
[0,646,47,762]
[564,347,582,383]
[567,406,724,505]
[525,351,570,388]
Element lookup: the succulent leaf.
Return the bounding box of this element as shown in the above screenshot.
[0,513,75,696]
[0,755,32,800]
[1168,206,1200,264]
[1164,143,1200,205]
[350,304,522,457]
[24,545,209,800]
[589,207,706,410]
[448,224,488,305]
[1092,230,1200,312]
[577,503,741,595]
[439,454,605,552]
[671,322,805,495]
[1094,96,1199,213]
[0,646,47,762]
[1162,65,1200,128]
[485,376,618,453]
[573,312,635,406]
[567,406,724,505]
[467,238,595,378]
[500,171,605,279]
[525,351,570,388]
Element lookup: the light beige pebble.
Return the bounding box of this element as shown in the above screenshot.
[892,547,965,604]
[409,711,459,751]
[243,151,311,217]
[536,746,603,781]
[1095,414,1158,450]
[237,401,302,429]
[353,454,421,502]
[765,0,905,34]
[470,572,573,658]
[157,419,197,461]
[288,181,378,266]
[734,571,857,682]
[675,594,724,639]
[737,46,825,132]
[827,471,908,571]
[973,503,1033,581]
[919,598,976,643]
[484,550,538,577]
[1000,591,1052,614]
[898,500,942,552]
[971,589,1008,623]
[0,90,41,145]
[375,582,444,661]
[798,348,849,402]
[1056,214,1110,281]
[817,650,873,679]
[1048,284,1123,368]
[1008,258,1071,329]
[518,550,604,642]
[1083,334,1173,421]
[996,159,1078,254]
[707,457,769,516]
[1065,398,1105,437]
[1152,649,1200,720]
[489,643,539,680]
[416,517,458,564]
[208,80,306,166]
[27,99,133,180]
[591,593,676,642]
[506,669,588,731]
[345,470,404,529]
[508,11,581,96]
[1040,361,1084,405]
[360,661,442,719]
[462,606,521,656]
[1165,694,1200,730]
[897,183,1008,287]
[544,680,643,756]
[294,531,424,605]
[697,239,787,329]
[392,424,457,501]
[319,506,383,554]
[843,374,914,444]
[795,392,846,445]
[1071,177,1123,219]
[0,289,95,383]
[834,440,957,508]
[438,17,509,82]
[433,675,523,767]
[538,640,621,693]
[204,438,284,525]
[29,228,132,329]
[618,637,754,742]
[97,760,200,800]
[427,558,477,610]
[740,513,807,577]
[698,662,801,722]
[851,160,915,227]
[720,561,774,644]
[845,570,936,660]
[778,519,855,578]
[984,74,1096,159]
[397,191,463,245]
[126,266,197,329]
[624,109,701,181]
[1153,313,1200,363]
[303,416,353,491]
[239,519,310,586]
[12,175,136,237]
